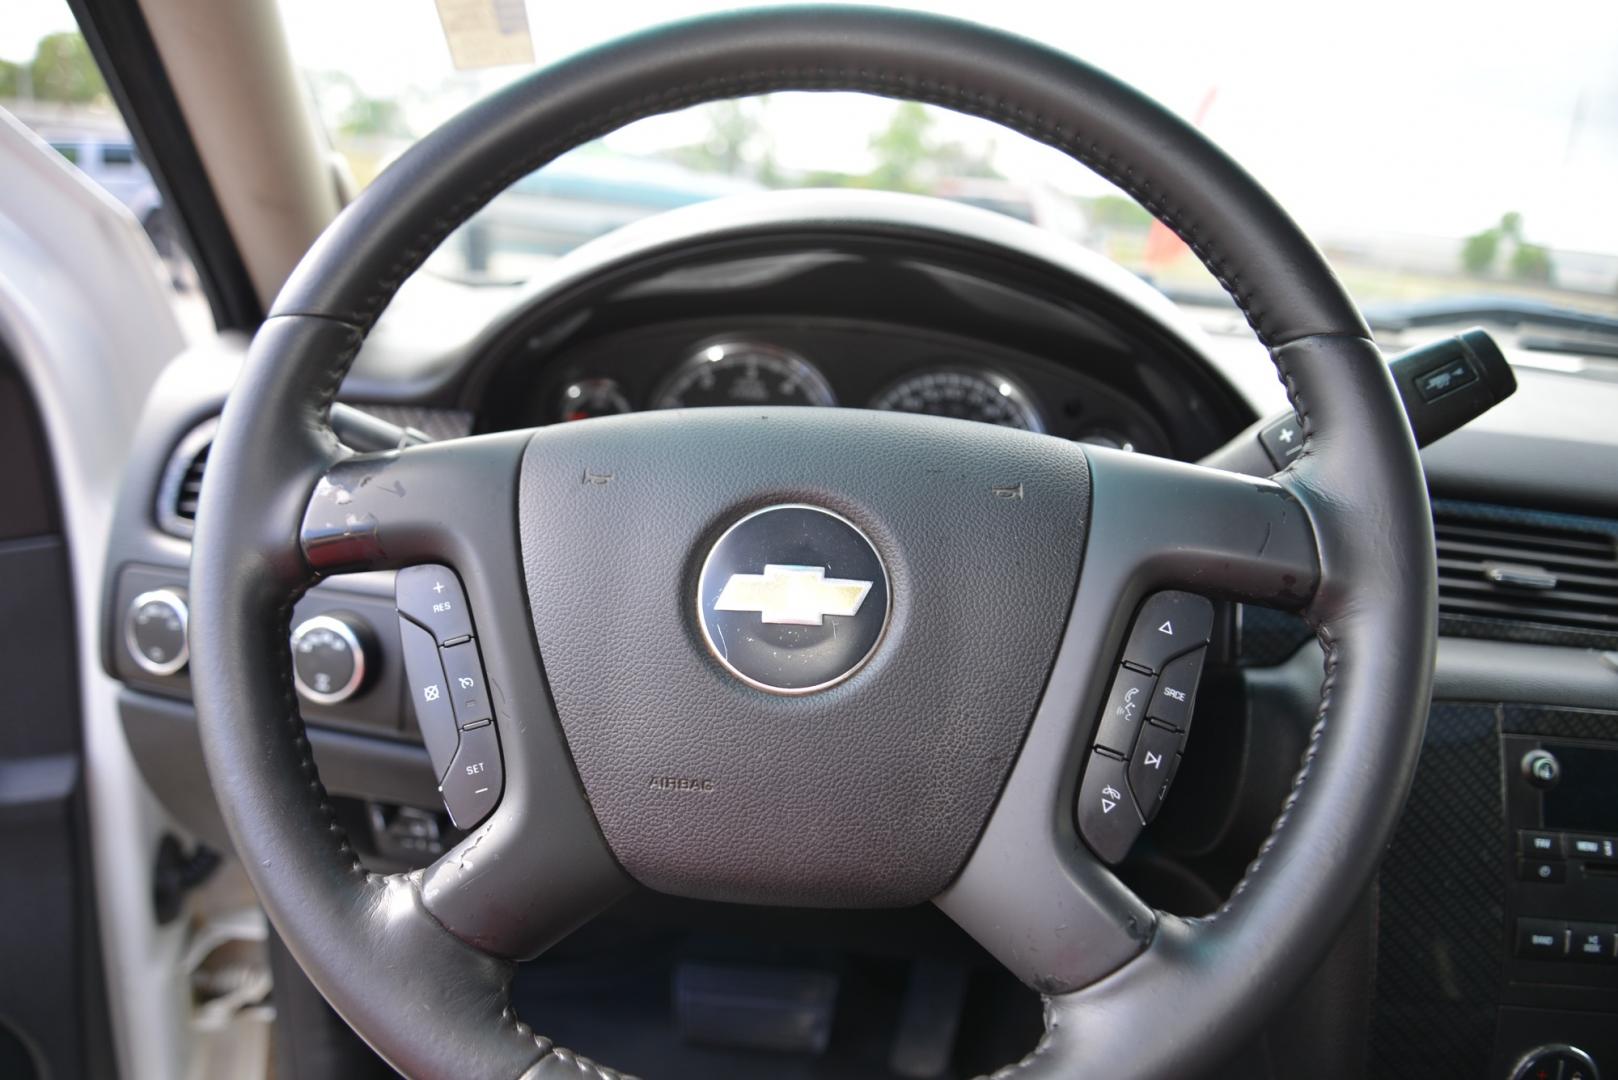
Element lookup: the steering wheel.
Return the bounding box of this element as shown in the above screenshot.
[188,7,1435,1077]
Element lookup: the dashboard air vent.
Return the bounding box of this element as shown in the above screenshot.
[1435,510,1618,643]
[156,418,218,538]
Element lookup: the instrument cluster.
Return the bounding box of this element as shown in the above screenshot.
[540,326,1162,452]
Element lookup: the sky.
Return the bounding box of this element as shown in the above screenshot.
[7,0,1618,255]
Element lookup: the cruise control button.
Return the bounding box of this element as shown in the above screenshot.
[396,564,474,644]
[1129,720,1183,822]
[1515,918,1567,960]
[1122,592,1213,674]
[1076,750,1144,865]
[1147,647,1205,731]
[398,617,458,781]
[440,722,503,830]
[440,640,492,727]
[1567,922,1616,963]
[1093,666,1155,755]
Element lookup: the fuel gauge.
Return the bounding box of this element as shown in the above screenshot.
[558,378,632,422]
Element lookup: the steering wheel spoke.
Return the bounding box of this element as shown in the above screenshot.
[1081,445,1321,611]
[300,431,530,574]
[297,431,632,959]
[936,447,1322,993]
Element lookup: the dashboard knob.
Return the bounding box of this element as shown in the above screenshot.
[1510,1043,1597,1080]
[1521,749,1562,790]
[290,614,372,705]
[125,588,189,676]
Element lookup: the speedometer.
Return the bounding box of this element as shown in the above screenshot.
[653,340,836,410]
[869,368,1044,432]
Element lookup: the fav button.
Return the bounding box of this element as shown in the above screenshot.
[1517,831,1564,859]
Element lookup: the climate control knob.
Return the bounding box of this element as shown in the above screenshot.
[290,614,371,705]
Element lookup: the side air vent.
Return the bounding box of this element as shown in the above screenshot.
[156,418,218,538]
[1435,510,1618,645]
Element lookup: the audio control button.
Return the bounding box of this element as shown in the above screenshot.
[1121,592,1213,675]
[1517,831,1564,859]
[1517,858,1566,884]
[1568,923,1617,963]
[1515,918,1567,960]
[1093,666,1154,756]
[1567,834,1618,863]
[1076,749,1143,865]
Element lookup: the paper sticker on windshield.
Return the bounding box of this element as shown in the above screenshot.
[433,0,534,70]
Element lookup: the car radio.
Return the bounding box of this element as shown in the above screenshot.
[1503,735,1618,982]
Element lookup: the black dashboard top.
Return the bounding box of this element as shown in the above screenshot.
[463,229,1254,461]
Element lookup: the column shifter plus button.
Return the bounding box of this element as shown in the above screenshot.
[1076,750,1144,865]
[1258,415,1307,470]
[396,564,474,644]
[1093,666,1155,756]
[1122,592,1213,674]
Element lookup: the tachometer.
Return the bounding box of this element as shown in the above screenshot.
[869,368,1044,432]
[653,340,836,410]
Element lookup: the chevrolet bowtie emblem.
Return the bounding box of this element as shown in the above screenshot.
[713,564,873,626]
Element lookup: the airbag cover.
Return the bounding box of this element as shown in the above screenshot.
[519,407,1089,905]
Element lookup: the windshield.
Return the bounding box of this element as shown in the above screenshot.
[273,0,1618,314]
[219,3,1618,314]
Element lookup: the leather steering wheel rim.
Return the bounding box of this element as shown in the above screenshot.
[188,7,1436,1078]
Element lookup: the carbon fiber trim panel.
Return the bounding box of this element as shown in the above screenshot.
[1503,705,1618,742]
[1370,702,1504,1077]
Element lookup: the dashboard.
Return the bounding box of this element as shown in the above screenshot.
[94,190,1618,1079]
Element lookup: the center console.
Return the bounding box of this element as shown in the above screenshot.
[1371,702,1618,1079]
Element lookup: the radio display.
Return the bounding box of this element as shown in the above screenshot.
[1541,744,1618,834]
